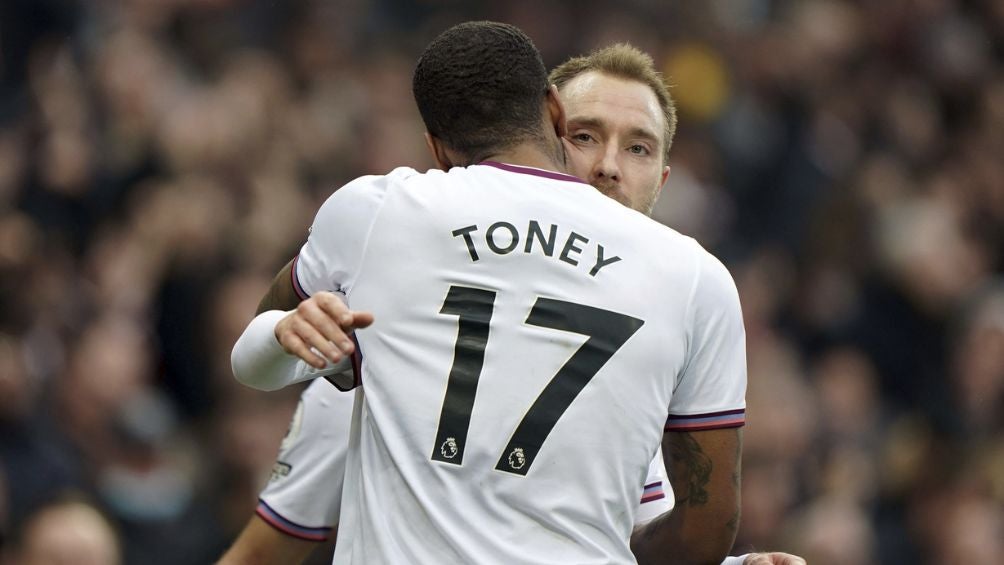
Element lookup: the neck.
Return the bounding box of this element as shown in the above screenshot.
[482,139,566,174]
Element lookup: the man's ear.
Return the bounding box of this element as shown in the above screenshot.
[654,165,671,200]
[545,85,567,139]
[424,132,452,171]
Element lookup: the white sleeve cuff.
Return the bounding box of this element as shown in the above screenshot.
[231,310,352,391]
[720,555,750,565]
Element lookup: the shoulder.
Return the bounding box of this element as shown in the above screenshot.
[333,166,423,198]
[386,166,424,182]
[686,242,742,324]
[314,167,423,222]
[638,224,734,292]
[692,243,738,298]
[619,213,709,270]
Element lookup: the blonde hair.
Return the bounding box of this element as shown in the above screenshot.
[549,43,677,163]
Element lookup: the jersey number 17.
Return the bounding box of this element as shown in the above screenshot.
[430,285,644,476]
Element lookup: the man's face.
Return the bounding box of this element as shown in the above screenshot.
[559,71,670,216]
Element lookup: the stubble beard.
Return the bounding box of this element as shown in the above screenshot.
[593,180,657,217]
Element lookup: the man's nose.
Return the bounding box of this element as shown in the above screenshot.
[592,146,621,182]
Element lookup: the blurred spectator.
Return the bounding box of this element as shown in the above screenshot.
[5,494,121,565]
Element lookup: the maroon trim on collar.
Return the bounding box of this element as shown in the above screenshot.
[479,161,588,185]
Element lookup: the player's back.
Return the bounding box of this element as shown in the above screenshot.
[296,162,741,564]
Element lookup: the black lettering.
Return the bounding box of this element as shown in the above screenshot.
[524,221,557,256]
[452,225,480,261]
[486,222,519,255]
[589,244,622,276]
[559,232,589,266]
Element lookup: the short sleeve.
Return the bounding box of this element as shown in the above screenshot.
[665,247,747,431]
[294,170,406,298]
[634,446,675,526]
[256,381,355,539]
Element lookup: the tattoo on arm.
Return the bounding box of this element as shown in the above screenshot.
[667,432,712,507]
[725,507,740,536]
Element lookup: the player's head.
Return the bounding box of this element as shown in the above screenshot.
[413,21,565,169]
[550,44,677,215]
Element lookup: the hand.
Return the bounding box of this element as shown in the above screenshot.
[743,553,806,565]
[274,291,374,368]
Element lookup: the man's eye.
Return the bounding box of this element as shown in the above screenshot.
[572,133,595,143]
[628,144,650,155]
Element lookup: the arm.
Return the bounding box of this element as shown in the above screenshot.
[219,382,351,563]
[237,174,388,389]
[216,515,320,565]
[630,246,747,564]
[631,427,742,564]
[256,259,303,314]
[231,292,373,391]
[631,445,803,565]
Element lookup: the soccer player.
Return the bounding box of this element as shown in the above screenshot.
[234,23,753,563]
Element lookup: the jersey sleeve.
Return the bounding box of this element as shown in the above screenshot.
[634,446,675,526]
[231,307,355,391]
[294,171,404,298]
[256,381,355,540]
[665,246,747,431]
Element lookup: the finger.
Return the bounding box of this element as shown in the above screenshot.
[298,302,352,356]
[280,333,329,369]
[743,556,771,565]
[300,322,344,365]
[308,299,356,352]
[314,293,374,331]
[350,311,375,329]
[285,313,339,363]
[316,292,354,325]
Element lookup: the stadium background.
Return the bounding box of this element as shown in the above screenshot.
[1,0,1002,563]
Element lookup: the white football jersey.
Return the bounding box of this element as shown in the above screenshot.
[255,380,353,541]
[256,381,672,540]
[295,162,746,564]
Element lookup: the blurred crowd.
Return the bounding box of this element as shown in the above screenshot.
[0,0,1001,564]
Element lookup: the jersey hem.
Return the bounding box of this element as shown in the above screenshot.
[323,334,363,390]
[664,420,746,432]
[350,333,363,388]
[640,481,666,504]
[664,408,746,431]
[255,499,332,541]
[291,254,310,300]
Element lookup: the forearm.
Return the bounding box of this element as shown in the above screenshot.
[216,515,318,565]
[631,508,730,565]
[232,310,305,391]
[632,429,742,564]
[231,310,350,391]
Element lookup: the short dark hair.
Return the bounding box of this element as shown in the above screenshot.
[413,21,549,163]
